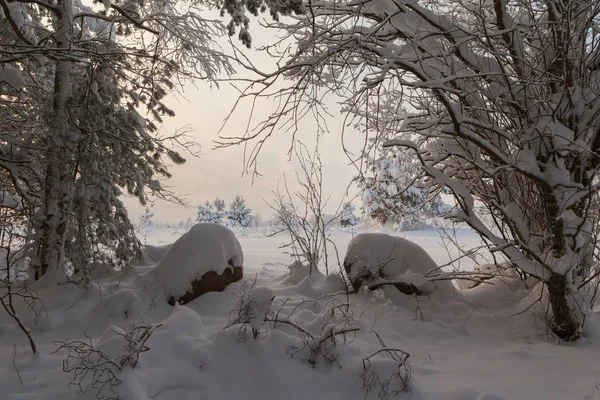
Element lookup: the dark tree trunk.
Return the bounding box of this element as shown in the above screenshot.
[546,273,580,341]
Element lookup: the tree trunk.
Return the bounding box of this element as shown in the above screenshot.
[546,273,580,341]
[37,0,73,284]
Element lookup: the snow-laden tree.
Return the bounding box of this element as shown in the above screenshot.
[214,198,226,214]
[227,195,253,227]
[0,0,302,284]
[227,0,600,340]
[340,202,359,227]
[139,208,154,230]
[359,145,449,231]
[197,198,226,224]
[136,207,154,246]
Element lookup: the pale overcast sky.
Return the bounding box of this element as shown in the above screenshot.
[125,21,364,222]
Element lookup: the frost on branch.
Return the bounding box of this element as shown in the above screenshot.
[0,0,239,285]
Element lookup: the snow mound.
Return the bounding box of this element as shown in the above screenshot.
[344,233,454,296]
[92,288,143,320]
[149,223,244,301]
[284,260,322,284]
[159,304,206,338]
[460,274,533,310]
[96,325,127,361]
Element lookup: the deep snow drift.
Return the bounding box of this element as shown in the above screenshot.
[1,226,600,400]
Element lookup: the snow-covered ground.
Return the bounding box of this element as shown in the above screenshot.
[2,226,600,400]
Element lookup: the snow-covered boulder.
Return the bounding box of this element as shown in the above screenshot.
[343,233,454,296]
[148,223,244,305]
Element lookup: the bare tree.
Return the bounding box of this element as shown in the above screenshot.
[223,0,600,340]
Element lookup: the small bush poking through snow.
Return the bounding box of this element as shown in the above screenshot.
[53,331,123,399]
[136,207,154,244]
[228,286,360,367]
[119,322,162,369]
[228,280,274,338]
[295,294,359,366]
[53,323,161,399]
[362,331,411,399]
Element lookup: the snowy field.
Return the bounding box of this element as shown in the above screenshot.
[2,226,600,400]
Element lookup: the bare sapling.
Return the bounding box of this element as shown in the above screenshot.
[267,142,342,275]
[0,203,44,355]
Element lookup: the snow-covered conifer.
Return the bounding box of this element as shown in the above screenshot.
[358,146,448,231]
[227,196,253,227]
[340,202,359,227]
[196,199,226,224]
[140,208,154,230]
[136,207,154,245]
